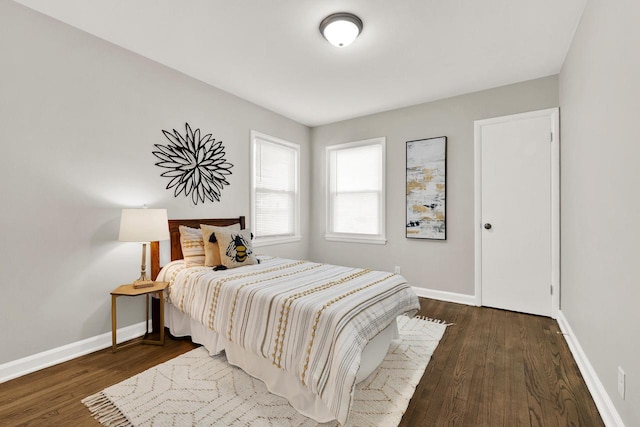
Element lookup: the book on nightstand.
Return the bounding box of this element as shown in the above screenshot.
[133,280,155,289]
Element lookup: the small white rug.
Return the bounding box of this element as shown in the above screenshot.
[83,316,447,426]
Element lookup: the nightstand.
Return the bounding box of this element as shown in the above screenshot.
[110,281,169,352]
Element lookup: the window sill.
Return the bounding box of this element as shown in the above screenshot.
[253,235,302,248]
[324,235,387,245]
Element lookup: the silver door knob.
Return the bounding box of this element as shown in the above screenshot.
[484,223,492,230]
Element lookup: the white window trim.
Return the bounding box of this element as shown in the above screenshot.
[325,137,387,245]
[325,234,387,245]
[250,131,301,247]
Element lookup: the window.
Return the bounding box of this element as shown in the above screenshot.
[326,137,386,244]
[251,131,300,246]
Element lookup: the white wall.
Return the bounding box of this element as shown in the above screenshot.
[310,77,559,297]
[0,1,310,365]
[560,0,640,425]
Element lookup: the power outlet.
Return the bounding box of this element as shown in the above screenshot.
[618,366,625,399]
[394,266,401,274]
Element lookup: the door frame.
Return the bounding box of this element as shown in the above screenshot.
[473,108,560,318]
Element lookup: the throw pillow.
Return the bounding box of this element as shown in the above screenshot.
[200,223,241,267]
[179,225,205,267]
[215,229,258,269]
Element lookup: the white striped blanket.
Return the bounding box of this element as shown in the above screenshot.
[158,257,420,424]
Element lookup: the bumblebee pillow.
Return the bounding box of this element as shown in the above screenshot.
[215,229,258,269]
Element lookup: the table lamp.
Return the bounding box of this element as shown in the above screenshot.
[119,208,170,288]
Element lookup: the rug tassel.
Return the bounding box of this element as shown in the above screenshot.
[82,392,131,427]
[414,314,455,327]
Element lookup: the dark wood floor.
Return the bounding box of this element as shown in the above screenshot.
[400,299,603,427]
[0,299,603,426]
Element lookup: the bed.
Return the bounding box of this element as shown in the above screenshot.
[150,216,420,424]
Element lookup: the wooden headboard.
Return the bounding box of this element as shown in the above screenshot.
[150,216,245,280]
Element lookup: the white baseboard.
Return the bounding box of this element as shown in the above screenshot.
[556,311,625,427]
[412,286,477,306]
[0,320,152,384]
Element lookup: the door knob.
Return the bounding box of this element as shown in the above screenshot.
[484,223,492,230]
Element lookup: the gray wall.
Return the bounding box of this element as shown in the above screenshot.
[0,2,310,364]
[310,77,559,296]
[560,0,640,425]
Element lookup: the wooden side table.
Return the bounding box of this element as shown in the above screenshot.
[111,281,169,352]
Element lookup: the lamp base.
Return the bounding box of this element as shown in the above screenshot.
[133,280,155,289]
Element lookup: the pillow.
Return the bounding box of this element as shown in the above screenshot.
[200,223,241,267]
[215,229,258,269]
[179,225,205,267]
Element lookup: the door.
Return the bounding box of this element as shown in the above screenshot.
[474,109,559,317]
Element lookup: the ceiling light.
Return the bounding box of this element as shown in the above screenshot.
[319,12,363,48]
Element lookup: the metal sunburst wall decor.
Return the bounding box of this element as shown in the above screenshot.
[153,123,233,204]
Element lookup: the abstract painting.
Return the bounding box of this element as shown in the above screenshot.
[406,136,447,239]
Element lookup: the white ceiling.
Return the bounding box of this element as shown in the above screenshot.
[13,0,586,127]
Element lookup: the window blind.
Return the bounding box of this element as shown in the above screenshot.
[252,134,299,240]
[328,139,385,239]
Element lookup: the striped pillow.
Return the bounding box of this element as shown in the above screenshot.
[200,223,241,267]
[179,225,205,267]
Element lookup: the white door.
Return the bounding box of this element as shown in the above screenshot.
[474,109,559,317]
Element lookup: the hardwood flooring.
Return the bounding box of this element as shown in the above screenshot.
[399,299,603,427]
[0,299,603,426]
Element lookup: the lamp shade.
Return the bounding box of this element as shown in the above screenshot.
[118,208,170,242]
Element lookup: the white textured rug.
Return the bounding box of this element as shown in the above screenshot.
[83,316,447,426]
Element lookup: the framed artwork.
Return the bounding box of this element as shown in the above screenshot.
[406,136,447,240]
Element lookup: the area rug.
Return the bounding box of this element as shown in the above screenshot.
[83,316,447,426]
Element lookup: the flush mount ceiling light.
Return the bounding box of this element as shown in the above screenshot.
[319,12,363,48]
